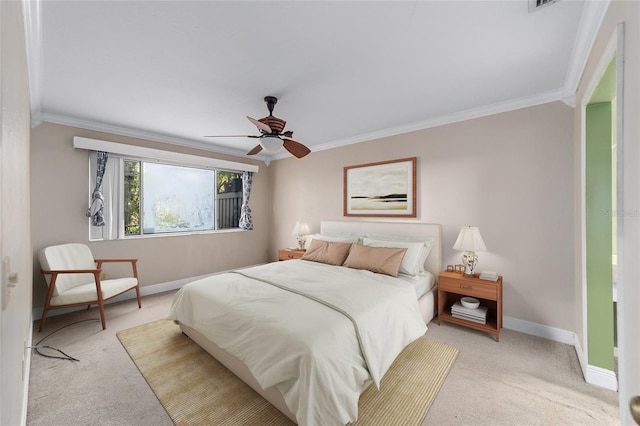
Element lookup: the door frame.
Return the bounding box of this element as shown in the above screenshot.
[612,21,640,425]
[581,22,640,424]
[580,24,619,392]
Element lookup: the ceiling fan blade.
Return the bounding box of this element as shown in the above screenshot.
[247,116,272,133]
[283,138,311,159]
[247,144,263,155]
[204,135,259,138]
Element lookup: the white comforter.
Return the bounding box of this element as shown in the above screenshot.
[167,260,427,426]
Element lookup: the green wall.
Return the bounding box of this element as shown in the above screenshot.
[585,101,615,370]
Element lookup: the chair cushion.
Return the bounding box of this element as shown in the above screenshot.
[39,244,98,296]
[50,277,138,306]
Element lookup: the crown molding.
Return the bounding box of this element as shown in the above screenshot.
[306,89,564,155]
[561,0,611,101]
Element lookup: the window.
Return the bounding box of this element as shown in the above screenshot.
[125,160,242,236]
[90,153,246,240]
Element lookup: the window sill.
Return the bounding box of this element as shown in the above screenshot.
[89,228,249,242]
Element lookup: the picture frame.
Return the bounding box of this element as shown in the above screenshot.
[343,157,417,217]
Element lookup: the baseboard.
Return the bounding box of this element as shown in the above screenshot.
[22,317,34,426]
[505,316,617,391]
[574,334,618,391]
[574,334,588,380]
[503,315,575,345]
[585,364,618,391]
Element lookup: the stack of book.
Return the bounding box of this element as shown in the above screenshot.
[451,301,488,324]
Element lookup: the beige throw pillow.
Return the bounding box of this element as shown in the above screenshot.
[301,239,352,266]
[343,244,407,277]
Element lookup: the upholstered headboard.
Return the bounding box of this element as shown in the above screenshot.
[320,221,443,278]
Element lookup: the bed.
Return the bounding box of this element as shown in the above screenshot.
[167,221,442,425]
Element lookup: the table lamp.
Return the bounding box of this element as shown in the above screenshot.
[453,226,487,277]
[291,220,310,251]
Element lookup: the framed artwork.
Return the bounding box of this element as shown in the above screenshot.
[343,157,417,217]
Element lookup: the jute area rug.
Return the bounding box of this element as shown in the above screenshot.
[117,319,458,426]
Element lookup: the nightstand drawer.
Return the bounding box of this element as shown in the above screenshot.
[278,249,305,261]
[439,275,497,300]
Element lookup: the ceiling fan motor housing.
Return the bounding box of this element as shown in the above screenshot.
[259,116,286,133]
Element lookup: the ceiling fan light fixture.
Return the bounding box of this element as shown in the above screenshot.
[260,136,283,153]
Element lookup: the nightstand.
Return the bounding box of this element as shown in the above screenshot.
[437,271,503,341]
[278,249,305,261]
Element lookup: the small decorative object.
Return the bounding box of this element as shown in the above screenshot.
[455,264,464,274]
[447,265,454,272]
[461,296,480,309]
[344,157,417,217]
[453,226,487,277]
[480,270,499,281]
[291,220,310,251]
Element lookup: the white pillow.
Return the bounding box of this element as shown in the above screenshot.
[312,233,361,244]
[362,236,435,277]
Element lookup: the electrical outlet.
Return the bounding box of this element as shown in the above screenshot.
[100,271,107,280]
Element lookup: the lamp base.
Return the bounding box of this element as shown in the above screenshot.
[296,236,307,251]
[461,251,478,278]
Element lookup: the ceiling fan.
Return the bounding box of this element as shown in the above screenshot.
[205,96,311,159]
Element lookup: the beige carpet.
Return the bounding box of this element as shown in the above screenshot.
[117,319,459,425]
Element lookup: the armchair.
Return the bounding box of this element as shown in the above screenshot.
[38,243,141,332]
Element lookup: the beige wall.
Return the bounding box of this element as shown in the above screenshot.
[1,1,33,424]
[30,123,271,307]
[269,102,575,331]
[30,100,577,332]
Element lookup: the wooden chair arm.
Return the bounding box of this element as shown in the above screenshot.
[40,269,103,302]
[94,258,139,279]
[41,269,100,275]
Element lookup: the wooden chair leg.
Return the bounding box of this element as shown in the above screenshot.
[98,302,106,330]
[40,273,58,333]
[135,285,142,309]
[38,305,50,333]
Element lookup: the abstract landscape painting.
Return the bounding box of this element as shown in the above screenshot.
[344,157,416,217]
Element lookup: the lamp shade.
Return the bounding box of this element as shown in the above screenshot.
[260,136,284,153]
[291,220,310,236]
[453,226,487,252]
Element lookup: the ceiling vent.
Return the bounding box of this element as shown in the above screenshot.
[529,0,560,12]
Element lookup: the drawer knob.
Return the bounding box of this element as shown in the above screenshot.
[460,284,473,290]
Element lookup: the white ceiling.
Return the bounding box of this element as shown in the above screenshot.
[26,1,606,161]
